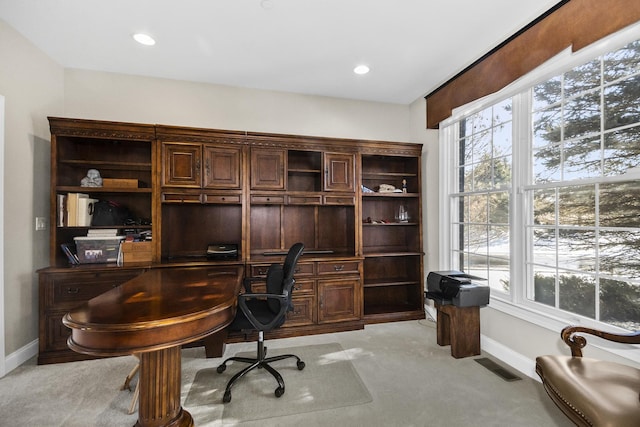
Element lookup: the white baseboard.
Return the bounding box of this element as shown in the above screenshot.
[3,339,38,376]
[480,334,539,381]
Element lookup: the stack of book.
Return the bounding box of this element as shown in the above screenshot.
[86,228,119,238]
[58,193,98,227]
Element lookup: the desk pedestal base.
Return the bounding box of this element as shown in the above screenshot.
[136,347,193,427]
[435,303,480,359]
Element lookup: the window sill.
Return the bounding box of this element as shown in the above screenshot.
[488,296,640,365]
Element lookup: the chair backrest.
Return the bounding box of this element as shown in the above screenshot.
[265,242,304,313]
[283,242,304,282]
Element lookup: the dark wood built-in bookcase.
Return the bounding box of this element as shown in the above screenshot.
[38,117,424,364]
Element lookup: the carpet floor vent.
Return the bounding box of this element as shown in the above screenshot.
[474,357,522,382]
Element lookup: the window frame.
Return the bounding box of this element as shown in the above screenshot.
[439,22,640,362]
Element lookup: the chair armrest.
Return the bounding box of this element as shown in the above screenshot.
[237,292,289,331]
[561,325,640,357]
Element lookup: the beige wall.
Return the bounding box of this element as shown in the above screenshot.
[0,20,64,357]
[64,69,411,142]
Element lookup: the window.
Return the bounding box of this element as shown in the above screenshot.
[453,100,512,293]
[441,28,640,331]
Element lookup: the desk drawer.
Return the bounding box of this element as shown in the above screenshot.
[284,295,315,327]
[251,195,285,204]
[288,195,322,205]
[202,194,241,204]
[317,261,360,275]
[162,192,202,203]
[49,270,143,308]
[292,279,315,295]
[324,195,355,205]
[250,262,314,278]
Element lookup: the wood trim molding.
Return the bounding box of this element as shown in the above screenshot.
[425,0,640,129]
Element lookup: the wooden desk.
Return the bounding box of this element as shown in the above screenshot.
[63,266,243,427]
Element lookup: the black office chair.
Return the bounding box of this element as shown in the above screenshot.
[217,242,305,403]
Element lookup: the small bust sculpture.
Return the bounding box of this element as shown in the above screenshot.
[81,169,103,187]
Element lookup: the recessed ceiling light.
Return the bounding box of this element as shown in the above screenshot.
[354,65,370,75]
[133,33,156,46]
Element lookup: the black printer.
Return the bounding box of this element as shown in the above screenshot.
[426,270,490,307]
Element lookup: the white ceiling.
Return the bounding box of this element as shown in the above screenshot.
[0,0,562,105]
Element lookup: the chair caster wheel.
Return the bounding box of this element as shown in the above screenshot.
[275,386,284,398]
[297,361,305,370]
[223,390,232,403]
[217,364,226,374]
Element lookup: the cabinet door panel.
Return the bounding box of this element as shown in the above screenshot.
[163,143,201,187]
[250,205,281,251]
[203,146,241,189]
[324,153,355,192]
[318,278,360,323]
[251,149,285,190]
[45,312,72,350]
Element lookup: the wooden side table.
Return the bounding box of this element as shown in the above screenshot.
[435,302,480,358]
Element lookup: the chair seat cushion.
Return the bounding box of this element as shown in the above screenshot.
[536,355,640,427]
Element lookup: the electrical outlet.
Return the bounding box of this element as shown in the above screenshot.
[35,216,47,231]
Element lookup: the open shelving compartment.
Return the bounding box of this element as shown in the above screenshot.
[361,152,424,323]
[50,120,156,267]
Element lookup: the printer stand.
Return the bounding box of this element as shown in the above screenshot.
[435,302,480,358]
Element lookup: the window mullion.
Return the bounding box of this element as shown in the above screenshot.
[512,91,531,304]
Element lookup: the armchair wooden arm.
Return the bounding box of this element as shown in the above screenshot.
[561,325,640,357]
[536,325,640,427]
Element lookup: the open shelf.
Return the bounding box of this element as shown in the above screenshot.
[57,186,152,193]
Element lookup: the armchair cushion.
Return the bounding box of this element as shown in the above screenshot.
[535,355,640,427]
[536,325,640,427]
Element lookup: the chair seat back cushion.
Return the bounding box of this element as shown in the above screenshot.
[536,355,640,427]
[265,263,285,313]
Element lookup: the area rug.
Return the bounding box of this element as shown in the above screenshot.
[184,342,372,422]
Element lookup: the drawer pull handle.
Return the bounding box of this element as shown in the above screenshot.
[258,269,268,275]
[66,287,80,294]
[334,265,344,271]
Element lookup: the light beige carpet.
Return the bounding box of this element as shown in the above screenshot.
[185,343,372,422]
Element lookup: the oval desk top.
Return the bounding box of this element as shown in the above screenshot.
[63,266,243,356]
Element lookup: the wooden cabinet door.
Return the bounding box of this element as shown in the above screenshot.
[324,153,355,192]
[251,148,285,190]
[162,143,202,187]
[202,145,242,189]
[318,278,360,323]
